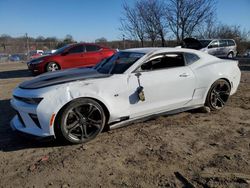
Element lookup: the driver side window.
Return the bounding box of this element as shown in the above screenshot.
[139,53,185,71]
[68,45,84,54]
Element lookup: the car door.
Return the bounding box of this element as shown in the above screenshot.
[79,44,103,67]
[207,40,219,56]
[62,44,85,68]
[217,40,228,57]
[127,53,196,118]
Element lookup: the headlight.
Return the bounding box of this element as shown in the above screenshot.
[13,95,43,105]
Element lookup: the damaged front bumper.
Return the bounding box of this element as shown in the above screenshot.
[10,95,54,137]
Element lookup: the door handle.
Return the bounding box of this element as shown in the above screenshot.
[179,73,189,77]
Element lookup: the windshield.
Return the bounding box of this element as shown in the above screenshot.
[199,40,212,48]
[95,52,145,74]
[53,44,71,55]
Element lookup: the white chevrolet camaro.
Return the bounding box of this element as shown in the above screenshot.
[11,48,241,144]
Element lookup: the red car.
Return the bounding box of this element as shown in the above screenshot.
[27,43,116,74]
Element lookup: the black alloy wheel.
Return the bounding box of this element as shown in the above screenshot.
[46,62,60,72]
[57,98,106,144]
[205,79,231,111]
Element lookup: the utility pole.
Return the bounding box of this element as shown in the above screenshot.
[25,33,30,59]
[123,34,125,49]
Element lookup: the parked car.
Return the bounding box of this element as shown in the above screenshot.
[182,38,237,58]
[0,53,9,62]
[9,54,21,61]
[11,47,241,144]
[27,43,116,74]
[43,50,56,56]
[29,50,44,59]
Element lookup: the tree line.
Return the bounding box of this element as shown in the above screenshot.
[0,0,249,55]
[0,34,76,54]
[120,0,249,47]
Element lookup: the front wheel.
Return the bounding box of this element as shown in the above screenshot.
[205,79,231,111]
[46,62,60,72]
[56,98,106,144]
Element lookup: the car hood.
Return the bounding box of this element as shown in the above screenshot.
[28,55,47,62]
[182,38,203,50]
[19,68,111,89]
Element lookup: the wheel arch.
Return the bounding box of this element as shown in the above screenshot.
[227,51,234,57]
[53,96,111,136]
[204,78,232,110]
[218,77,231,89]
[203,77,232,104]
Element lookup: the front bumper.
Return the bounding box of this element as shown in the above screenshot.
[10,115,49,137]
[27,63,44,74]
[10,98,53,137]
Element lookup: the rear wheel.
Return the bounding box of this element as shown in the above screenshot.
[205,79,231,111]
[46,62,60,72]
[227,52,234,59]
[56,98,106,144]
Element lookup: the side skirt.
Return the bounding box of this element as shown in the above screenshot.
[109,105,203,130]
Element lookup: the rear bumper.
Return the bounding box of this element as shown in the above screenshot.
[230,65,241,95]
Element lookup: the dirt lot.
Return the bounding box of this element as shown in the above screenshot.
[0,61,250,187]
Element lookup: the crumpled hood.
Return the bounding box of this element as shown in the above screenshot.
[19,68,111,89]
[182,38,203,50]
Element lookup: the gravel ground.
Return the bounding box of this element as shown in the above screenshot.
[0,61,250,188]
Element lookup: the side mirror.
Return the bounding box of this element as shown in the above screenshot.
[141,62,152,70]
[208,45,212,49]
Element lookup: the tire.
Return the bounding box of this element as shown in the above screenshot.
[55,98,106,144]
[205,79,231,111]
[227,52,234,59]
[46,62,60,72]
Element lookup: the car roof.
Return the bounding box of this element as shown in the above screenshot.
[121,47,208,55]
[199,39,235,41]
[122,47,164,54]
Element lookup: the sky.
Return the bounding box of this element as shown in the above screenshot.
[0,0,249,42]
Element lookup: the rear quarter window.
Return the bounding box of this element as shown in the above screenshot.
[86,45,101,52]
[184,53,200,65]
[227,40,235,46]
[219,40,227,47]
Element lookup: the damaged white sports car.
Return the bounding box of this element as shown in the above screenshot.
[11,48,241,144]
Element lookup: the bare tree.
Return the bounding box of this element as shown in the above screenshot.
[120,2,146,47]
[165,0,216,43]
[64,34,74,43]
[212,24,250,41]
[196,13,217,39]
[95,37,108,43]
[136,0,166,46]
